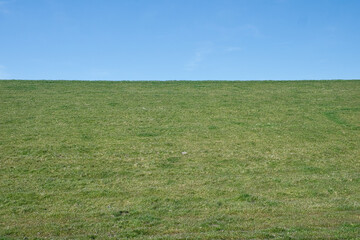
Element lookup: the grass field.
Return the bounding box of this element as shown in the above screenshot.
[0,80,359,239]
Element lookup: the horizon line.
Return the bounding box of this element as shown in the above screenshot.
[1,79,359,82]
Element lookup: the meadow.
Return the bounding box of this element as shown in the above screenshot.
[0,80,359,239]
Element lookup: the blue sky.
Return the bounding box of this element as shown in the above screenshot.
[0,0,359,80]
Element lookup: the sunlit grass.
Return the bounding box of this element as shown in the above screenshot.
[0,80,359,239]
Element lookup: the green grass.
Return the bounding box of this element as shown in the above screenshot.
[0,80,359,239]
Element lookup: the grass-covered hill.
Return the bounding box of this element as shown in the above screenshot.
[0,80,359,239]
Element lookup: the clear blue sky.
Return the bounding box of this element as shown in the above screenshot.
[0,0,359,80]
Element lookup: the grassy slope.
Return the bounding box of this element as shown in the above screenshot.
[0,80,359,239]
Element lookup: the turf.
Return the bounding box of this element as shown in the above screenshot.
[0,80,359,239]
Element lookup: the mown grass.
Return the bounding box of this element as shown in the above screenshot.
[0,80,359,239]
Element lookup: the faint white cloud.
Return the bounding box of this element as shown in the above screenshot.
[185,44,212,71]
[0,0,11,14]
[185,51,203,71]
[214,24,263,40]
[88,69,111,80]
[0,65,10,79]
[325,25,337,33]
[225,47,242,52]
[240,24,261,37]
